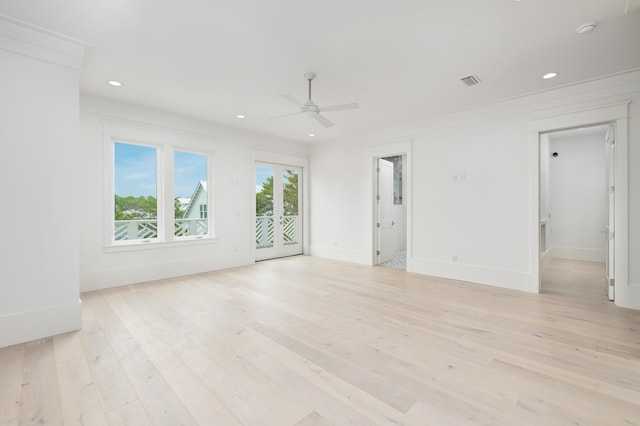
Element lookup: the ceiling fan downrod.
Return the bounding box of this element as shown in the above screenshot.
[304,72,316,101]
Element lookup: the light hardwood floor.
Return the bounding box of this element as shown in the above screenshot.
[2,256,639,425]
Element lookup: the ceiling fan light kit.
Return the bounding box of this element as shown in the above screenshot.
[269,72,359,128]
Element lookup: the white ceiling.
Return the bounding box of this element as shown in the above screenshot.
[1,0,639,143]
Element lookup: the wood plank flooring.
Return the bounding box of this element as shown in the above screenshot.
[1,256,639,425]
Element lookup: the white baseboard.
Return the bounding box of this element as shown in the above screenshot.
[408,257,536,293]
[80,252,253,292]
[310,244,372,265]
[0,300,82,348]
[547,246,605,263]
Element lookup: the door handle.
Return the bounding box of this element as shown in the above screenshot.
[392,221,396,226]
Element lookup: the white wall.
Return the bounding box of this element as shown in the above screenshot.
[547,129,607,262]
[0,18,84,347]
[310,69,640,308]
[79,96,309,292]
[310,140,373,264]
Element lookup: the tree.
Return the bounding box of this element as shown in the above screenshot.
[174,198,184,219]
[283,172,298,215]
[255,172,299,216]
[256,176,273,216]
[114,195,157,219]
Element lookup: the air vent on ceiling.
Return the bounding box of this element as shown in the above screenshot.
[460,74,481,87]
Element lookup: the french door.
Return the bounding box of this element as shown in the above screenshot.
[255,162,303,260]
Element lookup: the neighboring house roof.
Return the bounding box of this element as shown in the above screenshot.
[183,181,207,218]
[176,197,190,211]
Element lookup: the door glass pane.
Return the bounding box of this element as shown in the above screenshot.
[256,166,274,249]
[174,150,208,237]
[113,142,158,241]
[283,169,300,246]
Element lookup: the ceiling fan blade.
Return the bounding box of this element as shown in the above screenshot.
[279,94,304,107]
[312,113,334,128]
[269,111,302,120]
[319,102,360,112]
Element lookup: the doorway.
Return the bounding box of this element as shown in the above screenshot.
[255,162,303,261]
[531,102,628,306]
[539,124,614,301]
[375,155,407,269]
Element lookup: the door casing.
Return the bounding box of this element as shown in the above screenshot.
[371,142,412,267]
[252,151,309,261]
[255,162,303,261]
[530,103,628,305]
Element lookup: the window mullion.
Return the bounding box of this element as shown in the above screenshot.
[161,145,174,241]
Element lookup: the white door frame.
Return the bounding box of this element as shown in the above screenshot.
[376,158,395,264]
[255,162,303,260]
[605,124,616,300]
[252,151,309,261]
[529,103,629,305]
[371,141,412,266]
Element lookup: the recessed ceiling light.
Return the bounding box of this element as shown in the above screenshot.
[309,133,315,137]
[576,23,596,34]
[236,114,245,119]
[107,80,122,87]
[543,72,558,79]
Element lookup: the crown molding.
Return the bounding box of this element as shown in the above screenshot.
[0,15,84,70]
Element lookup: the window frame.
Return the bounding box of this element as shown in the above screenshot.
[104,125,215,249]
[111,140,163,244]
[172,148,211,241]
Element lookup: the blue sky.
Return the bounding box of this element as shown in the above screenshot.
[256,165,273,193]
[114,143,206,197]
[174,150,207,197]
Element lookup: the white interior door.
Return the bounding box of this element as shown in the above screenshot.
[377,158,395,263]
[255,162,303,261]
[605,124,615,300]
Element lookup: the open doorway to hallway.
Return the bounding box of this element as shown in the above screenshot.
[542,258,607,302]
[375,155,407,269]
[539,124,612,302]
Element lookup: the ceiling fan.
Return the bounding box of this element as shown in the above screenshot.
[269,72,359,128]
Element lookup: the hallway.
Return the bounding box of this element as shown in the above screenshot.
[542,258,607,302]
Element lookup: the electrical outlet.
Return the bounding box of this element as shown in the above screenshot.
[452,255,458,262]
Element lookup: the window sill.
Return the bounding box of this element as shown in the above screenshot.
[103,236,220,253]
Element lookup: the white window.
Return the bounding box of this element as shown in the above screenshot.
[113,142,159,242]
[107,132,213,246]
[174,150,208,237]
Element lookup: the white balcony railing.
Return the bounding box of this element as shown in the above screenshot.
[256,215,299,248]
[114,218,207,240]
[114,215,299,245]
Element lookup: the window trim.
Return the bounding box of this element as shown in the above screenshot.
[103,123,215,249]
[172,148,212,241]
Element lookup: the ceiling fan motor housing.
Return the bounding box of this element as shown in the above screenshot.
[302,101,320,113]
